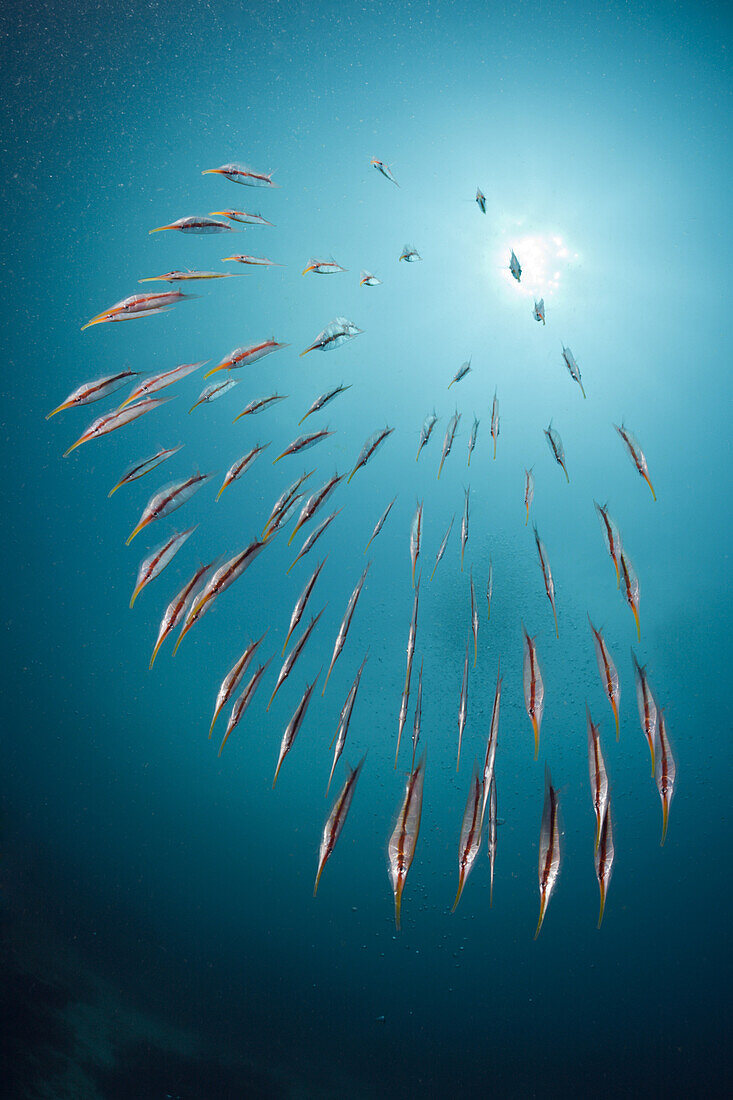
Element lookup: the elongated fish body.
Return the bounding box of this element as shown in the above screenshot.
[448,359,472,388]
[467,416,479,466]
[452,768,484,911]
[221,254,282,268]
[126,472,212,545]
[209,631,268,738]
[189,378,239,413]
[476,188,486,213]
[288,509,341,574]
[490,391,499,460]
[263,470,314,538]
[388,753,426,930]
[487,776,498,906]
[595,803,614,927]
[268,606,326,710]
[416,411,438,462]
[594,501,623,586]
[290,474,344,545]
[265,494,302,540]
[299,384,351,425]
[327,654,368,795]
[460,487,470,571]
[544,421,569,482]
[470,568,479,666]
[535,766,561,938]
[587,707,609,853]
[47,369,139,419]
[323,565,370,695]
[588,617,620,739]
[119,361,206,410]
[533,525,559,638]
[217,443,270,501]
[81,291,193,330]
[302,258,346,275]
[410,501,423,586]
[438,411,460,478]
[282,557,327,656]
[139,270,244,283]
[300,317,362,356]
[456,640,469,771]
[631,649,657,774]
[620,549,641,640]
[364,495,396,553]
[233,393,287,421]
[371,158,399,186]
[130,526,196,609]
[150,561,213,669]
[399,244,421,262]
[509,249,522,282]
[315,757,366,896]
[615,423,656,500]
[431,515,454,581]
[202,163,277,187]
[533,298,545,324]
[205,340,288,378]
[360,270,381,286]
[655,708,676,845]
[209,209,274,225]
[523,626,544,760]
[348,427,394,483]
[486,559,493,620]
[524,468,535,525]
[63,396,170,456]
[562,345,586,398]
[396,582,419,766]
[150,215,233,234]
[480,663,502,826]
[109,445,183,497]
[218,659,272,757]
[174,538,268,652]
[274,428,333,463]
[410,660,423,774]
[273,672,320,787]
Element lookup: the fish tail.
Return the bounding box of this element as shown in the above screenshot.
[597,881,607,928]
[451,872,466,913]
[534,891,547,939]
[643,471,657,501]
[661,799,669,846]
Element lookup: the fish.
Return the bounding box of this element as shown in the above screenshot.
[509,249,522,282]
[347,427,394,484]
[456,639,469,771]
[149,216,233,234]
[438,411,460,478]
[460,486,470,572]
[216,443,270,501]
[562,345,586,398]
[480,662,502,827]
[81,291,194,329]
[410,501,423,587]
[588,617,620,739]
[300,317,362,356]
[63,396,171,457]
[387,753,426,931]
[208,209,274,225]
[594,501,623,587]
[595,802,615,928]
[208,631,268,738]
[126,472,212,545]
[326,654,368,796]
[108,446,183,498]
[118,361,207,410]
[476,188,486,214]
[523,625,544,760]
[174,538,268,653]
[467,416,479,466]
[130,527,196,610]
[416,411,439,462]
[430,515,454,581]
[587,706,610,853]
[452,766,484,912]
[631,649,657,775]
[524,468,535,525]
[287,509,341,574]
[189,379,239,413]
[204,340,288,378]
[614,423,656,500]
[371,158,399,186]
[314,757,366,896]
[470,568,479,666]
[273,672,320,787]
[655,706,676,845]
[218,658,272,757]
[399,244,421,262]
[139,270,245,283]
[364,495,397,553]
[448,359,472,388]
[535,765,561,939]
[620,549,641,640]
[299,384,351,425]
[544,421,569,482]
[490,391,499,460]
[322,564,370,694]
[221,254,283,267]
[273,428,334,463]
[486,559,493,620]
[533,525,559,638]
[533,299,545,324]
[268,607,326,710]
[360,271,381,286]
[410,660,423,775]
[487,777,498,907]
[202,163,277,187]
[47,369,139,419]
[288,474,344,545]
[281,557,327,656]
[301,257,346,275]
[232,393,287,421]
[262,471,314,539]
[149,561,213,669]
[395,581,419,767]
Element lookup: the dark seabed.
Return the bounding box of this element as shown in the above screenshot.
[1,0,731,1096]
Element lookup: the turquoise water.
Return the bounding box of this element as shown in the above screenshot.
[2,1,731,1096]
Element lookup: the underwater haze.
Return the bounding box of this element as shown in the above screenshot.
[1,0,731,1096]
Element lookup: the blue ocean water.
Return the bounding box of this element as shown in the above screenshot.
[2,1,731,1096]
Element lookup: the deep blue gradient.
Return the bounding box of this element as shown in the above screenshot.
[2,2,731,1096]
